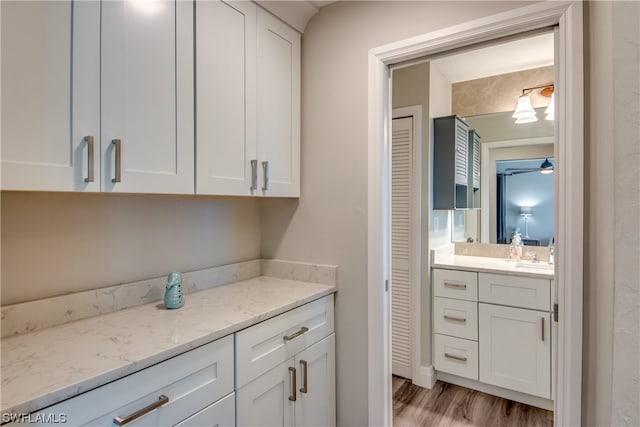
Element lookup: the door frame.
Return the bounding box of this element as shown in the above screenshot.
[367,2,583,426]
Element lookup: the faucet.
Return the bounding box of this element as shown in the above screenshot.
[532,254,540,263]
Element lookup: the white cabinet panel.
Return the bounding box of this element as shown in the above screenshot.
[175,392,235,427]
[479,273,550,311]
[295,334,336,427]
[196,0,256,195]
[1,0,100,191]
[101,0,194,194]
[433,297,478,341]
[479,303,551,398]
[236,360,295,427]
[433,269,478,301]
[256,7,300,197]
[433,334,479,380]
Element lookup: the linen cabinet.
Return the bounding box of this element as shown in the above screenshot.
[1,0,194,194]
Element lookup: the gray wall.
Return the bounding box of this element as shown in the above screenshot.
[259,1,536,424]
[1,192,261,305]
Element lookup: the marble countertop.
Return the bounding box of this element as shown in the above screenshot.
[1,276,336,416]
[432,252,555,279]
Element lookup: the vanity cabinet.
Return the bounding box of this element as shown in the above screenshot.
[21,336,235,426]
[236,295,335,426]
[1,0,194,194]
[433,115,469,209]
[195,3,300,197]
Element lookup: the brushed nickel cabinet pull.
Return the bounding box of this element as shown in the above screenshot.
[444,315,466,323]
[444,353,467,363]
[288,366,297,402]
[283,326,309,342]
[112,139,122,183]
[84,136,94,183]
[541,317,545,342]
[299,360,308,394]
[114,394,169,426]
[250,160,258,191]
[444,282,467,290]
[261,160,269,191]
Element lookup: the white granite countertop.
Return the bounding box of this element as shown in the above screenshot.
[1,276,336,416]
[432,252,555,279]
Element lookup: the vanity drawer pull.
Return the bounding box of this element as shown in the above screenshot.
[444,353,467,363]
[444,315,466,323]
[114,394,169,426]
[444,282,467,290]
[283,326,309,342]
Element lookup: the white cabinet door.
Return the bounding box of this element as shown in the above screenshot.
[1,0,100,191]
[256,7,300,197]
[295,334,336,427]
[236,360,295,427]
[101,0,194,194]
[195,0,256,195]
[175,392,235,427]
[479,303,551,398]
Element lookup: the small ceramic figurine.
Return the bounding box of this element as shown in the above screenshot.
[164,271,185,309]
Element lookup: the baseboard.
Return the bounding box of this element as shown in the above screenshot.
[437,372,554,411]
[412,365,437,389]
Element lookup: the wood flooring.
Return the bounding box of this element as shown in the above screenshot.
[393,376,554,427]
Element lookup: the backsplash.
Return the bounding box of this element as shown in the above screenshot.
[1,259,337,338]
[455,242,551,262]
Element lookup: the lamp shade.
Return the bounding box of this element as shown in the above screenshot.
[520,206,532,216]
[545,92,555,120]
[513,95,537,123]
[540,158,554,174]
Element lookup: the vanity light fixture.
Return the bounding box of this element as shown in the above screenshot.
[545,92,555,120]
[520,206,533,238]
[513,84,554,124]
[540,158,554,174]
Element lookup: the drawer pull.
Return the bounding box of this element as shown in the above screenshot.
[444,353,467,363]
[288,366,297,401]
[444,282,467,290]
[444,315,466,323]
[114,394,169,426]
[84,135,95,183]
[283,326,309,342]
[112,139,122,183]
[300,360,308,394]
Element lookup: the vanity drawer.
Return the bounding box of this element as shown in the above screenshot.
[433,297,478,340]
[31,335,234,426]
[433,269,478,301]
[235,294,334,388]
[479,273,550,311]
[433,334,478,380]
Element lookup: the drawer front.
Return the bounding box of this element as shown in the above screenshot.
[433,269,478,301]
[433,297,478,340]
[175,392,235,427]
[479,273,550,310]
[235,294,334,388]
[36,335,234,426]
[433,334,478,380]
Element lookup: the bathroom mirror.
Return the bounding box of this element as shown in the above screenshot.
[451,108,555,245]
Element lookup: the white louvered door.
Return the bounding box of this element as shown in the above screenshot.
[391,117,413,379]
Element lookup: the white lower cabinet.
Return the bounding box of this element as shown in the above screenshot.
[175,392,235,427]
[478,303,551,398]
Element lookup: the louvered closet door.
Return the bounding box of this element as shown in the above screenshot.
[391,117,413,379]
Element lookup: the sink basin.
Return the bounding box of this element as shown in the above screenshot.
[514,262,555,271]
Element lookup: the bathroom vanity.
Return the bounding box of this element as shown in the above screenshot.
[431,248,555,410]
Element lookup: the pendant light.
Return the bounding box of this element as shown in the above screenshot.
[540,158,554,174]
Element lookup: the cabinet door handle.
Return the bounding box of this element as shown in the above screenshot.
[261,160,269,191]
[250,160,258,191]
[444,353,467,362]
[84,136,95,183]
[283,326,309,342]
[114,394,169,426]
[112,139,122,183]
[444,315,466,323]
[444,282,467,290]
[288,366,297,402]
[541,317,545,342]
[299,360,308,394]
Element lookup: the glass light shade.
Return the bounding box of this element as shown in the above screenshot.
[545,92,555,120]
[540,158,554,174]
[520,206,533,216]
[513,95,537,123]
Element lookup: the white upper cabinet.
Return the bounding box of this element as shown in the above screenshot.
[256,7,301,197]
[101,0,194,194]
[1,1,100,191]
[196,0,257,195]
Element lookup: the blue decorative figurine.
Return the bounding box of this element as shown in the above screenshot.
[164,271,185,309]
